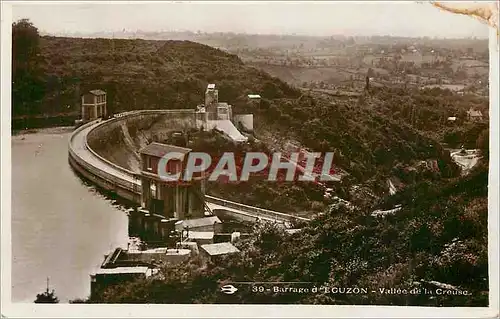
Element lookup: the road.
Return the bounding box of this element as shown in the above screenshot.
[71,120,137,183]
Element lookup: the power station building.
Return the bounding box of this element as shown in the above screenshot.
[137,142,206,220]
[196,84,253,141]
[204,83,233,121]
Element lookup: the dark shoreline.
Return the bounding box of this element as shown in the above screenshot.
[68,158,253,233]
[12,114,79,131]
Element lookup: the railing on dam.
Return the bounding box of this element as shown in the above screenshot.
[68,110,310,223]
[205,195,310,222]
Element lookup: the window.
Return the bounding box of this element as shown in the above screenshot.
[150,182,157,199]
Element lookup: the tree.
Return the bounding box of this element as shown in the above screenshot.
[34,278,59,303]
[365,67,374,91]
[34,290,59,304]
[12,19,40,77]
[12,19,44,116]
[476,128,489,158]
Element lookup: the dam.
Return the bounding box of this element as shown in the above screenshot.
[68,109,311,227]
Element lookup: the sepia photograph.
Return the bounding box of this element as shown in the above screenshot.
[1,0,499,317]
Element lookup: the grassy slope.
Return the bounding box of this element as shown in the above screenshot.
[35,36,299,115]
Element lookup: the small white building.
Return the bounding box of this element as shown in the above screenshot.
[90,266,153,298]
[467,108,483,121]
[230,232,241,244]
[175,216,223,233]
[200,242,240,261]
[125,247,191,265]
[247,94,261,100]
[187,231,215,245]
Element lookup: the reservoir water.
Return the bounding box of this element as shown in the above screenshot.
[11,127,128,303]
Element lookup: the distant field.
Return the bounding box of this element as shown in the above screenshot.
[249,63,360,86]
[451,59,489,76]
[420,84,466,91]
[363,53,445,66]
[456,59,488,68]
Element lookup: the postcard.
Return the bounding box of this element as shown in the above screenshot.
[1,1,498,318]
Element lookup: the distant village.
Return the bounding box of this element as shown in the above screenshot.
[237,41,489,97]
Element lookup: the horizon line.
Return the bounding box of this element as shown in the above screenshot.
[36,29,490,41]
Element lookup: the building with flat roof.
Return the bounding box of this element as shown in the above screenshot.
[200,242,240,261]
[187,231,215,245]
[90,266,152,298]
[175,216,222,233]
[125,247,191,265]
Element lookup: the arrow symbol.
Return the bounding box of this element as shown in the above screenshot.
[220,284,238,295]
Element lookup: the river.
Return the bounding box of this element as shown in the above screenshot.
[11,127,128,303]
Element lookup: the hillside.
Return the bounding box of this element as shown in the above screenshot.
[15,34,477,204]
[89,161,489,306]
[14,36,299,117]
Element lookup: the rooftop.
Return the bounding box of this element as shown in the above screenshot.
[188,231,215,240]
[126,247,191,256]
[467,109,482,117]
[166,248,191,256]
[139,142,192,158]
[178,216,222,230]
[248,94,261,99]
[94,266,149,275]
[128,247,169,254]
[201,242,240,256]
[207,84,216,89]
[89,89,106,96]
[177,241,198,248]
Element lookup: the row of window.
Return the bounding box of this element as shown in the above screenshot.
[82,95,106,104]
[144,157,182,174]
[95,95,106,103]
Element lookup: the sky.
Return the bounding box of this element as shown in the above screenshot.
[10,1,490,38]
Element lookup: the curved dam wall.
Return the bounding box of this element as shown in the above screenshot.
[68,119,141,203]
[69,110,310,224]
[87,110,196,173]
